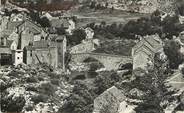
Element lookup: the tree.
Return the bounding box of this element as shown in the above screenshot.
[94,71,121,95]
[121,53,177,113]
[90,1,96,9]
[164,40,184,69]
[39,17,51,28]
[59,81,97,113]
[162,15,182,39]
[151,10,162,26]
[68,29,86,46]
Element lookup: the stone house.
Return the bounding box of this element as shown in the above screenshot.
[24,36,67,70]
[17,20,47,49]
[132,34,163,70]
[0,17,46,66]
[70,27,99,54]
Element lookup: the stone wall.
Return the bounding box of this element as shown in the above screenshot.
[26,47,58,68]
[70,40,95,54]
[20,30,34,49]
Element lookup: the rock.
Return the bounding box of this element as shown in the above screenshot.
[93,86,125,113]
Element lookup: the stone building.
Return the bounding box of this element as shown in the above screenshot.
[0,17,47,66]
[24,36,67,70]
[70,27,99,54]
[0,36,16,66]
[132,34,163,70]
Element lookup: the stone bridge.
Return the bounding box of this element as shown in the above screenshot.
[71,53,132,70]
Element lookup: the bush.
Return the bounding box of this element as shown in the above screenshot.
[51,79,60,86]
[26,86,38,92]
[38,82,56,96]
[1,94,26,112]
[26,76,39,83]
[164,40,184,69]
[94,71,122,95]
[48,72,61,79]
[59,81,96,113]
[31,94,49,104]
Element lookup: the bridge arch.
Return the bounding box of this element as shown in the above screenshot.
[117,62,133,70]
[82,57,105,71]
[71,53,132,70]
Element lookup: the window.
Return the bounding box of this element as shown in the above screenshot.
[30,51,32,57]
[1,37,4,46]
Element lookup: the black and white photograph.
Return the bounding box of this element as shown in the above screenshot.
[0,0,184,113]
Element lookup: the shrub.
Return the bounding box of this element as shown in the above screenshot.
[1,94,25,112]
[38,82,56,96]
[26,76,38,83]
[94,71,122,94]
[51,79,60,86]
[31,94,49,104]
[25,86,38,92]
[164,40,184,69]
[59,81,96,113]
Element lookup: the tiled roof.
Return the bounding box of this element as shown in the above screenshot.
[7,21,23,31]
[18,20,43,35]
[133,35,163,55]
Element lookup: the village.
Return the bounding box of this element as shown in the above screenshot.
[0,0,184,113]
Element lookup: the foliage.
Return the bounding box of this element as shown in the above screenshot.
[164,40,184,69]
[60,71,122,113]
[0,64,72,113]
[86,10,184,40]
[67,29,86,46]
[59,81,96,113]
[94,71,122,95]
[94,40,135,56]
[39,17,51,28]
[29,11,51,28]
[124,54,177,113]
[162,15,182,39]
[1,94,26,112]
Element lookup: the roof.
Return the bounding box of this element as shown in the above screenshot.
[6,21,22,32]
[132,35,163,55]
[17,20,43,35]
[167,71,184,92]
